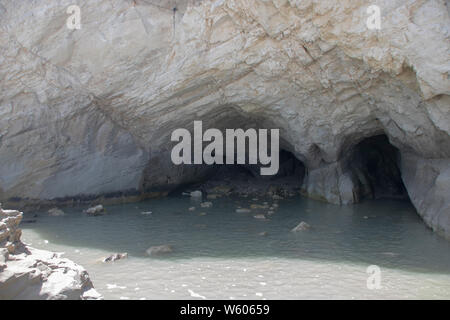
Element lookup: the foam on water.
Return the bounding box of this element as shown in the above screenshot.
[20,195,450,299]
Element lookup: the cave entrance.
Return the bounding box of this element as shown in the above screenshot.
[185,149,306,198]
[350,135,408,201]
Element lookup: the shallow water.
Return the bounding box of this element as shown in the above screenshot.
[20,195,450,299]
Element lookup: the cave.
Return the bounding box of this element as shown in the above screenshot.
[178,149,306,198]
[349,135,409,201]
[166,132,412,204]
[2,0,450,301]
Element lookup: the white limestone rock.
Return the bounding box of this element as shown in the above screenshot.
[401,154,450,238]
[0,204,102,300]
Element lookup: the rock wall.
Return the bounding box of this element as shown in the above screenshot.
[0,205,102,299]
[0,1,449,236]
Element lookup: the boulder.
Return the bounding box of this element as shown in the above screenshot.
[84,205,105,216]
[190,191,202,198]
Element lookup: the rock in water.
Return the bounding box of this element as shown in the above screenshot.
[48,208,65,216]
[190,191,202,198]
[253,214,267,220]
[0,204,102,300]
[21,219,37,224]
[200,202,213,208]
[84,205,105,216]
[146,245,173,256]
[250,204,268,209]
[236,208,251,213]
[291,221,311,232]
[102,253,128,263]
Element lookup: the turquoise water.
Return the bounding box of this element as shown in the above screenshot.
[20,195,450,299]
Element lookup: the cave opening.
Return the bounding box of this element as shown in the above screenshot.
[178,149,306,198]
[349,134,409,201]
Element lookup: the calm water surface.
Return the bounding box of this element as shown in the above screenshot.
[20,195,450,299]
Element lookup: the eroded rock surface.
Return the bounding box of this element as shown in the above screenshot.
[0,0,449,236]
[0,205,102,300]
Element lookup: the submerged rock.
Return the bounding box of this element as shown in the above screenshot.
[250,204,269,210]
[253,214,267,220]
[48,208,65,216]
[21,219,37,224]
[291,221,311,232]
[236,208,251,213]
[102,253,128,263]
[0,204,102,300]
[84,205,105,216]
[146,245,173,256]
[188,207,196,211]
[258,231,268,237]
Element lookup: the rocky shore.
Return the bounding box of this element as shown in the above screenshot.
[0,204,102,300]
